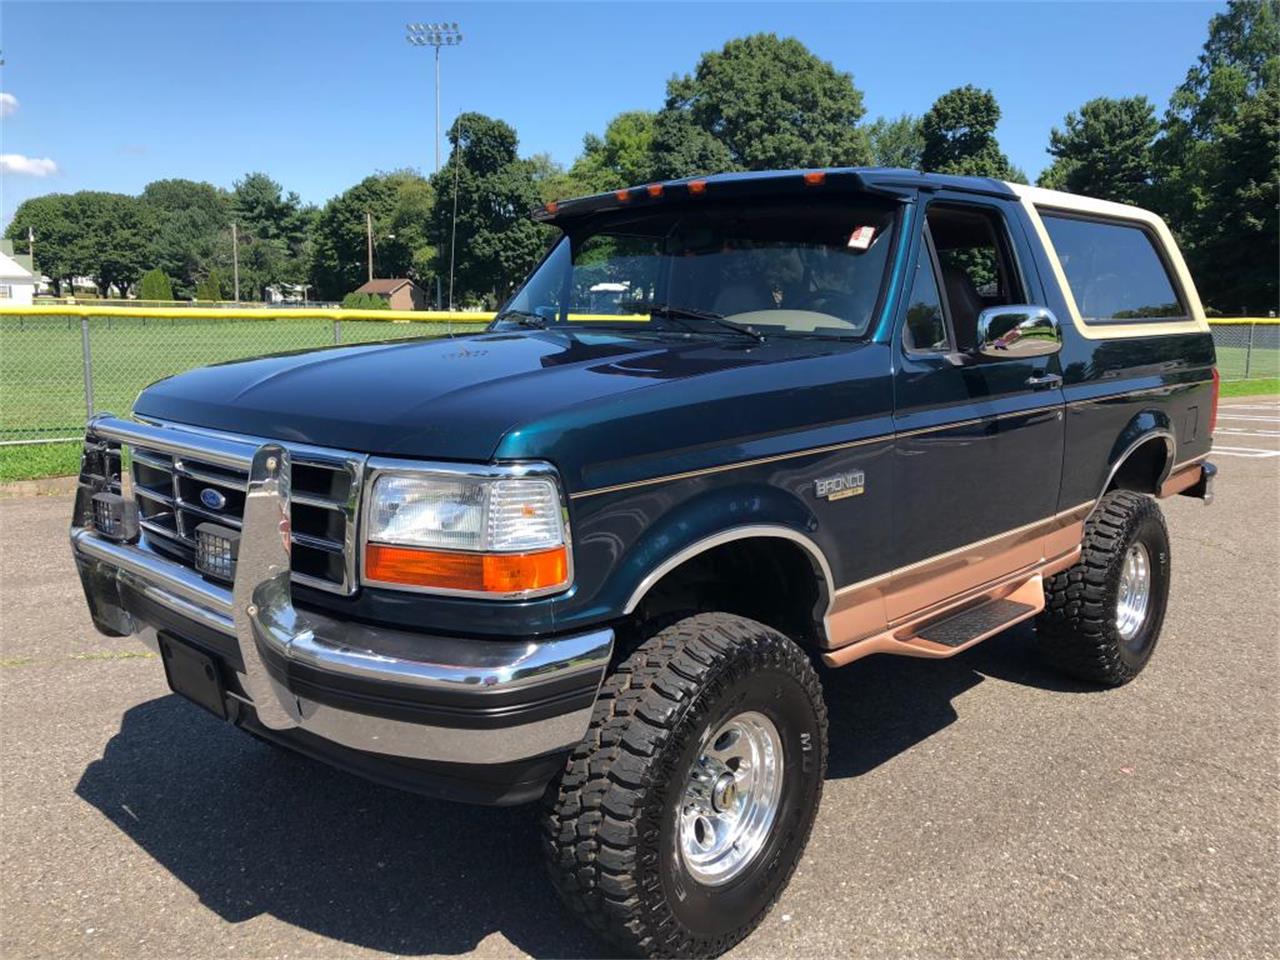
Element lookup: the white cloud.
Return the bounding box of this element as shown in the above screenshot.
[0,93,17,118]
[0,154,59,177]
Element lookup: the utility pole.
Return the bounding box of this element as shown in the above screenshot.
[231,222,241,302]
[407,21,463,310]
[366,211,374,282]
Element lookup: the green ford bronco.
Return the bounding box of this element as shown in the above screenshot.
[71,169,1216,957]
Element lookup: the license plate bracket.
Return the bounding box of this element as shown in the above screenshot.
[159,633,227,720]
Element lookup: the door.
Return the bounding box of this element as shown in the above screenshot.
[887,197,1065,620]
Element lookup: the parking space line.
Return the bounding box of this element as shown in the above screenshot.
[1217,428,1280,438]
[1209,446,1280,459]
[1216,415,1280,423]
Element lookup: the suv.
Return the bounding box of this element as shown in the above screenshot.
[70,169,1217,958]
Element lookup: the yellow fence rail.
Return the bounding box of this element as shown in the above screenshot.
[0,307,1276,446]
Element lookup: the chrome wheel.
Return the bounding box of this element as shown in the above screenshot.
[677,710,783,886]
[1116,542,1151,643]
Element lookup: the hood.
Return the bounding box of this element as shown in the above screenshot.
[132,329,792,461]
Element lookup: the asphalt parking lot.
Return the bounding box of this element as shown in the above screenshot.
[2,398,1277,960]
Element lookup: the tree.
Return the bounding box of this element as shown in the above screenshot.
[58,192,153,297]
[919,85,1018,179]
[309,170,436,301]
[194,269,225,302]
[230,172,311,300]
[651,33,871,178]
[866,114,924,169]
[1038,97,1159,204]
[4,194,76,295]
[140,179,230,297]
[1156,0,1279,313]
[138,268,174,301]
[568,110,658,192]
[429,112,548,307]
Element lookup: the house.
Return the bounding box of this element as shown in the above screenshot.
[353,278,428,311]
[0,240,37,306]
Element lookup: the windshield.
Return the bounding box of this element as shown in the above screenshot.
[498,197,899,339]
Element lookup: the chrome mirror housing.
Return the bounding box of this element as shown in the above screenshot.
[974,305,1062,359]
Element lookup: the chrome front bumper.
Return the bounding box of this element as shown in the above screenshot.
[70,417,613,768]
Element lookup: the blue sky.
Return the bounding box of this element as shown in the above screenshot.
[1,1,1223,225]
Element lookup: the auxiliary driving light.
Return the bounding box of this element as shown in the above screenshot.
[91,492,138,542]
[195,523,241,582]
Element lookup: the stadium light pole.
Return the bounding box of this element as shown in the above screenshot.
[406,21,463,174]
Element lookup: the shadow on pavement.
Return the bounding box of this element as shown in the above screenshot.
[75,696,600,958]
[75,622,1098,956]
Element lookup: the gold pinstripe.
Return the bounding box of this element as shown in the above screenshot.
[568,404,1062,500]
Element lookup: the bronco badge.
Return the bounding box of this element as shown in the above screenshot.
[814,470,865,501]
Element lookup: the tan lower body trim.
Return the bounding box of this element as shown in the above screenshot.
[822,570,1058,668]
[1159,461,1206,499]
[823,502,1093,652]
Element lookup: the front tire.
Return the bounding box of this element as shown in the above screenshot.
[1037,490,1171,686]
[541,612,827,958]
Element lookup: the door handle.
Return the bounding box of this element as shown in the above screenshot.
[1026,372,1063,390]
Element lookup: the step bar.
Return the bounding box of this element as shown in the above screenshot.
[822,571,1051,668]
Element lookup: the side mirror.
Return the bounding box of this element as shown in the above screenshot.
[974,305,1062,359]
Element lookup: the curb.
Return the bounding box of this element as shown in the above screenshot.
[0,475,78,499]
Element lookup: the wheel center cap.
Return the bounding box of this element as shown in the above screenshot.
[711,773,737,812]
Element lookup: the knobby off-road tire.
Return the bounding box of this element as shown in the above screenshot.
[541,612,828,958]
[1037,490,1171,687]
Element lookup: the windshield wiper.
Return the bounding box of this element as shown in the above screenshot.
[646,303,766,342]
[492,309,550,330]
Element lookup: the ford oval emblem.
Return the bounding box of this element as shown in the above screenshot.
[200,488,227,511]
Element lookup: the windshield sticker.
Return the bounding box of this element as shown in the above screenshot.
[847,226,877,250]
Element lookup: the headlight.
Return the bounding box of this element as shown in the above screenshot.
[362,466,571,598]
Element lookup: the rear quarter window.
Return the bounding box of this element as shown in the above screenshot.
[1039,212,1187,322]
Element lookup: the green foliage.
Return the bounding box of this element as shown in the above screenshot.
[341,291,390,309]
[866,114,924,169]
[138,268,174,301]
[919,85,1018,179]
[1039,97,1159,204]
[194,269,224,302]
[1156,0,1279,314]
[309,170,436,302]
[140,179,231,297]
[230,172,313,300]
[4,194,75,295]
[5,191,153,296]
[430,112,548,306]
[652,33,871,178]
[569,111,658,192]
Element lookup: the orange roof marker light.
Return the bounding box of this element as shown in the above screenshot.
[615,189,632,202]
[803,171,827,186]
[687,179,708,196]
[646,183,664,198]
[544,200,559,215]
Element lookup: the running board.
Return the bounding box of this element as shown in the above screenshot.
[822,574,1046,667]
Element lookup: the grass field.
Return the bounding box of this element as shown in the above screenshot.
[1,314,1277,481]
[0,315,487,444]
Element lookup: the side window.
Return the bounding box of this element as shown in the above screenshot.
[1039,213,1186,322]
[926,204,1024,351]
[903,239,950,354]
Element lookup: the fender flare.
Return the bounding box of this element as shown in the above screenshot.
[622,524,836,617]
[1090,421,1176,517]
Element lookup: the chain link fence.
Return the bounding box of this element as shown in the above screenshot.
[0,311,489,445]
[1209,320,1280,382]
[1,311,1276,447]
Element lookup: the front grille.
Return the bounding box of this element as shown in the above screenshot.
[127,431,364,595]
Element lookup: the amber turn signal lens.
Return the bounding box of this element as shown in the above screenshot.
[365,543,569,594]
[803,171,826,186]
